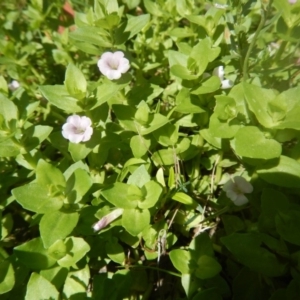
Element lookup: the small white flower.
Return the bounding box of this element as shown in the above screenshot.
[213,66,225,79]
[62,115,93,144]
[93,208,123,231]
[8,80,20,91]
[97,51,130,80]
[223,176,253,206]
[213,66,234,89]
[221,79,234,89]
[288,0,297,4]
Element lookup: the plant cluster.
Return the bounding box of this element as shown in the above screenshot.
[1,0,300,299]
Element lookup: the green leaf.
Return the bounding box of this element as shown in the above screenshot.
[152,148,175,166]
[214,96,237,121]
[40,211,79,248]
[190,38,220,75]
[189,233,214,258]
[221,233,286,277]
[106,240,125,264]
[64,64,87,100]
[1,213,13,240]
[256,156,300,188]
[169,249,194,274]
[36,159,66,189]
[0,138,20,157]
[63,266,90,299]
[170,65,198,80]
[12,183,63,213]
[0,261,15,294]
[192,76,221,95]
[92,83,123,109]
[0,94,18,126]
[25,273,59,300]
[168,50,188,67]
[172,192,194,205]
[169,27,195,38]
[140,113,170,135]
[276,210,300,246]
[69,26,112,47]
[209,114,240,139]
[22,125,53,151]
[57,237,90,268]
[65,168,92,203]
[222,215,245,235]
[243,82,276,128]
[0,76,8,94]
[175,88,205,114]
[271,87,300,130]
[192,289,222,300]
[152,123,178,147]
[127,165,151,188]
[122,208,150,236]
[125,14,150,39]
[144,0,163,16]
[102,183,138,208]
[261,189,289,216]
[47,240,68,260]
[130,135,151,158]
[14,237,57,269]
[138,181,162,209]
[195,255,222,279]
[234,126,281,159]
[200,129,222,149]
[112,104,137,132]
[39,85,83,113]
[40,266,68,290]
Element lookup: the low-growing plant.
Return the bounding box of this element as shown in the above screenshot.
[1,0,300,299]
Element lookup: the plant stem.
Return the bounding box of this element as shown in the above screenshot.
[243,8,266,81]
[119,265,181,278]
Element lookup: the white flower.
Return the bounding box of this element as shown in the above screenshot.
[223,176,253,206]
[93,208,123,231]
[221,79,234,89]
[288,0,297,4]
[97,51,130,80]
[213,66,234,89]
[8,80,20,91]
[62,115,93,143]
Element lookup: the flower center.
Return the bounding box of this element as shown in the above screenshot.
[74,126,85,134]
[233,185,244,195]
[108,60,119,70]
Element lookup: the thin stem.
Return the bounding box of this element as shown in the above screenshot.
[123,265,182,277]
[243,9,266,81]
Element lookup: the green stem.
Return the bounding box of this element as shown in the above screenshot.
[243,8,266,81]
[274,41,288,62]
[200,206,230,223]
[119,265,181,277]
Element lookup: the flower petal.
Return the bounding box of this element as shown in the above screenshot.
[62,115,93,143]
[68,133,84,144]
[97,51,130,80]
[223,179,235,192]
[234,176,253,194]
[82,127,93,142]
[80,116,92,127]
[118,58,130,73]
[213,66,225,80]
[221,79,234,89]
[233,194,249,206]
[67,115,81,126]
[226,190,239,202]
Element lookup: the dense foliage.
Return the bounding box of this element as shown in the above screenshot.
[1,0,300,299]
